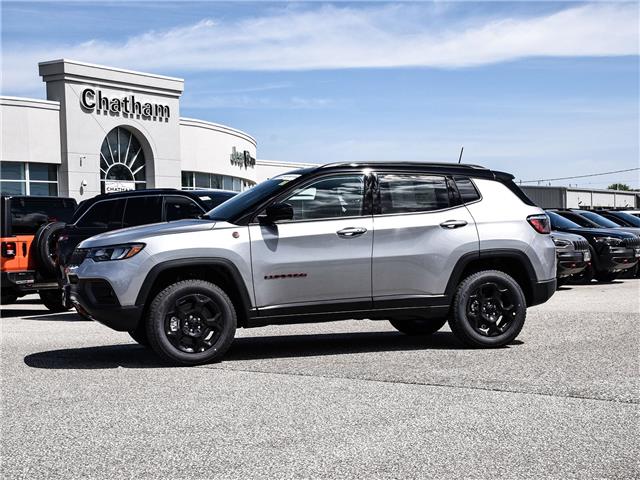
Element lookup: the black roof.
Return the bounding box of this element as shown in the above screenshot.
[308,161,511,180]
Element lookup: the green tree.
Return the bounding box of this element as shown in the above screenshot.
[607,183,631,191]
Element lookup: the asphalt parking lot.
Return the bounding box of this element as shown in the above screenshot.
[1,280,639,479]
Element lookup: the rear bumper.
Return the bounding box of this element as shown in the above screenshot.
[68,278,143,331]
[529,278,557,307]
[1,270,59,294]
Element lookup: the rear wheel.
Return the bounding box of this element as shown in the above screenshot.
[389,317,447,336]
[39,289,71,312]
[146,279,236,365]
[448,270,526,348]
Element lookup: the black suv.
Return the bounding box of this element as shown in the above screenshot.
[57,189,236,269]
[546,210,640,282]
[1,195,77,308]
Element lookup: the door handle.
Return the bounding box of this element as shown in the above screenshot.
[337,227,367,238]
[440,220,468,229]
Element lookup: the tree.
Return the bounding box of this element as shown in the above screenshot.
[607,183,631,191]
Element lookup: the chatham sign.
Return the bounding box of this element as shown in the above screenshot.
[80,88,170,119]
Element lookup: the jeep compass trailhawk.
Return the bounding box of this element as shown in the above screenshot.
[66,163,557,365]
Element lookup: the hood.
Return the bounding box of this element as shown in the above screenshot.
[550,231,588,243]
[609,227,640,237]
[557,226,637,239]
[79,219,216,248]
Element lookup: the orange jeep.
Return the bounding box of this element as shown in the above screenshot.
[1,195,77,310]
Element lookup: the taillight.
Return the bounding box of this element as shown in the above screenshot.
[527,214,551,234]
[1,241,17,258]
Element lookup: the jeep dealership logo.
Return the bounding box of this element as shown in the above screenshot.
[230,146,256,168]
[80,88,170,119]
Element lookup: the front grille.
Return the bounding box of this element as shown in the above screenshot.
[622,237,640,249]
[68,248,88,266]
[572,239,590,251]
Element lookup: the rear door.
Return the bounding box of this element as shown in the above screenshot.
[249,173,373,311]
[371,171,478,305]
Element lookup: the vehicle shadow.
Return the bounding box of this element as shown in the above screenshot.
[0,309,87,321]
[24,331,523,370]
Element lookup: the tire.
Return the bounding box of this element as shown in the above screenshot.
[448,270,527,348]
[128,324,149,346]
[39,289,71,312]
[594,271,618,283]
[34,222,66,276]
[146,279,237,365]
[1,293,18,305]
[389,317,447,336]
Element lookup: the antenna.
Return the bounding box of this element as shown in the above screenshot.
[457,146,464,164]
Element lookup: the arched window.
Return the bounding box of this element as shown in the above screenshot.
[100,127,146,193]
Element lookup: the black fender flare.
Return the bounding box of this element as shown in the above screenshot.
[444,248,538,300]
[134,258,252,316]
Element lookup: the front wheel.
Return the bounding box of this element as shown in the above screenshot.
[39,290,71,312]
[146,279,237,365]
[594,271,618,283]
[448,270,526,348]
[389,317,447,336]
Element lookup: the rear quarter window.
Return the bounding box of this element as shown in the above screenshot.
[8,197,76,234]
[453,176,481,203]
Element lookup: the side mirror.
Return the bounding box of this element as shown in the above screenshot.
[262,202,293,223]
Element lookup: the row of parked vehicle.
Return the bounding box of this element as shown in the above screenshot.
[548,209,640,283]
[1,162,639,366]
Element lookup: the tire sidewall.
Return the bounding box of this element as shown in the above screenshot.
[147,280,236,365]
[453,271,526,347]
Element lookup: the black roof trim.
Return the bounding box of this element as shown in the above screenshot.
[311,161,500,179]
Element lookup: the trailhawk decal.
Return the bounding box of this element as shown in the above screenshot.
[264,273,308,280]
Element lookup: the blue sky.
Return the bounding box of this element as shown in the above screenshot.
[2,1,638,187]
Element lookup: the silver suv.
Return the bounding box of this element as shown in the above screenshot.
[66,163,557,365]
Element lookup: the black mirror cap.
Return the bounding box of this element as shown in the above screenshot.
[263,202,294,223]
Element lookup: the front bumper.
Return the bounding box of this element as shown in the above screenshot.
[597,247,639,273]
[68,278,143,331]
[1,270,59,294]
[556,251,589,278]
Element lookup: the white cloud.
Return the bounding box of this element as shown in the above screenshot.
[2,3,638,95]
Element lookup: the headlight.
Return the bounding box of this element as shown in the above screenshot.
[87,243,145,262]
[593,236,622,247]
[552,238,571,248]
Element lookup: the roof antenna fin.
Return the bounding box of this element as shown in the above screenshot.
[457,146,464,164]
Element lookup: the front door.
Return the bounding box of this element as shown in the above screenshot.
[249,173,373,311]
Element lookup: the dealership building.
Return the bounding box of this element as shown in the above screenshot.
[0,59,311,200]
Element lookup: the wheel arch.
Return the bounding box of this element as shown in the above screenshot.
[446,249,538,306]
[135,258,252,327]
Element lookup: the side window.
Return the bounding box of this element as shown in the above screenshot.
[164,196,204,221]
[378,174,450,214]
[123,196,162,228]
[281,175,365,221]
[76,199,125,229]
[453,176,481,203]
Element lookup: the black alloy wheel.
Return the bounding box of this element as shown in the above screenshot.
[165,293,224,353]
[449,270,527,348]
[146,279,236,365]
[466,281,518,337]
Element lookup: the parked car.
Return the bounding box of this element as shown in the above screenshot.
[546,211,639,282]
[1,195,77,309]
[598,210,640,228]
[57,189,236,269]
[66,162,557,365]
[550,231,591,284]
[552,209,640,237]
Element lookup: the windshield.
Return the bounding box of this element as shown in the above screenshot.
[579,211,621,228]
[547,211,582,229]
[203,173,302,221]
[612,211,640,227]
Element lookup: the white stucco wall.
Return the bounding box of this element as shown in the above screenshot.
[0,97,61,165]
[179,118,257,183]
[254,159,317,183]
